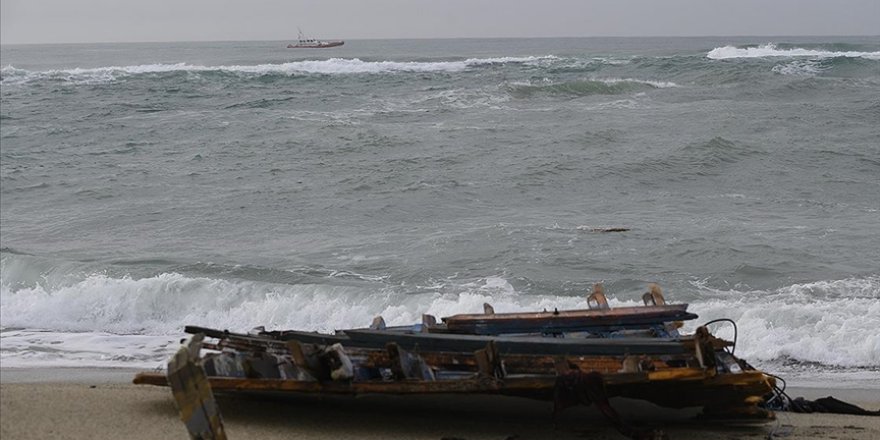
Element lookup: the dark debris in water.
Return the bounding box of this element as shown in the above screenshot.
[588,227,631,233]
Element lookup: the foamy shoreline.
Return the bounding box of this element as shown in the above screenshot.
[1,367,878,440]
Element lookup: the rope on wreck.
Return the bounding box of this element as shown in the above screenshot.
[701,318,737,355]
[764,372,791,409]
[764,372,794,438]
[700,318,794,438]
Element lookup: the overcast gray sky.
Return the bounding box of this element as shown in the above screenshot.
[2,0,878,44]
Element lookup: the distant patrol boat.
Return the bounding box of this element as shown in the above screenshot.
[287,29,344,48]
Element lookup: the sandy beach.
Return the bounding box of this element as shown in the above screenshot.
[1,368,877,440]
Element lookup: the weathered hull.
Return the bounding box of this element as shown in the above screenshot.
[148,294,776,427]
[442,304,696,335]
[134,369,773,414]
[141,323,772,422]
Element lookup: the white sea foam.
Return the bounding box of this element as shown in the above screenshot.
[707,43,880,60]
[2,262,877,372]
[684,277,880,368]
[0,272,590,336]
[0,60,468,85]
[0,56,557,86]
[464,55,558,66]
[505,77,679,93]
[0,329,177,369]
[592,57,632,66]
[0,272,593,367]
[407,88,511,110]
[772,60,824,76]
[593,77,679,88]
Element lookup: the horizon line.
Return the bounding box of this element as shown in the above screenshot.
[2,34,879,47]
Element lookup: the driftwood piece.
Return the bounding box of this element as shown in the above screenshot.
[583,227,631,233]
[166,334,226,440]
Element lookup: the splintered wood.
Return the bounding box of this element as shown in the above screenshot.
[166,334,226,440]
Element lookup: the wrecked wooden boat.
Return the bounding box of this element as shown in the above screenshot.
[134,283,776,438]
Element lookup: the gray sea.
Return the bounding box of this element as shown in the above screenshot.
[1,37,878,385]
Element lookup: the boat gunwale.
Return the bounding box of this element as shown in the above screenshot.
[442,304,691,322]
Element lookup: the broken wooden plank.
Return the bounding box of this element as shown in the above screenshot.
[166,334,226,440]
[440,304,697,335]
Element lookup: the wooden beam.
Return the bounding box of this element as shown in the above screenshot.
[166,335,226,440]
[587,283,610,310]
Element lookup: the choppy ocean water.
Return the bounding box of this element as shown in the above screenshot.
[1,37,878,386]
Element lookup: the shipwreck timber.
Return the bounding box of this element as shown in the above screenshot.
[134,284,776,439]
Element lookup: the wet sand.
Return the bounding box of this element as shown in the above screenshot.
[1,368,878,440]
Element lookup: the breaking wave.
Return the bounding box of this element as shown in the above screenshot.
[0,56,556,85]
[707,43,880,60]
[505,77,678,98]
[0,270,588,337]
[1,252,878,371]
[685,277,880,370]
